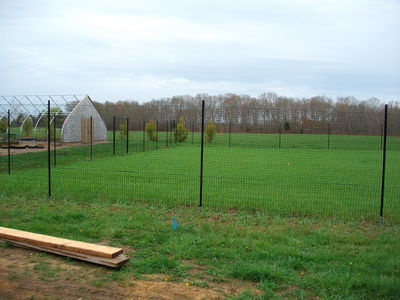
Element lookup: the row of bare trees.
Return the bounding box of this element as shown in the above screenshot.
[90,93,399,136]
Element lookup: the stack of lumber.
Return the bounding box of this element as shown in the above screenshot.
[0,226,129,268]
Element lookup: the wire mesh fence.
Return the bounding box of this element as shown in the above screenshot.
[1,96,399,223]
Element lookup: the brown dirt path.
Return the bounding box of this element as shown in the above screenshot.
[0,246,255,300]
[0,141,108,156]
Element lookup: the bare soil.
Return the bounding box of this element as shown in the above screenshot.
[0,141,108,156]
[0,246,259,300]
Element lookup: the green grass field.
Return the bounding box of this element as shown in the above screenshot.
[1,132,399,298]
[1,131,399,222]
[0,196,399,299]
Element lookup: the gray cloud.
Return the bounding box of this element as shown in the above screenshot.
[0,0,399,102]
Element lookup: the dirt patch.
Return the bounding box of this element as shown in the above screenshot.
[0,246,244,300]
[0,140,108,156]
[182,260,262,296]
[126,279,224,300]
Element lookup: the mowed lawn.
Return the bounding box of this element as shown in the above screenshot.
[1,133,399,299]
[1,132,399,222]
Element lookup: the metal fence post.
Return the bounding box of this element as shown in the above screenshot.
[229,121,231,147]
[143,120,145,151]
[113,116,116,155]
[192,120,194,144]
[328,123,331,149]
[199,100,205,207]
[278,123,282,149]
[7,110,10,175]
[156,120,159,149]
[174,119,177,144]
[90,116,93,160]
[380,104,388,225]
[126,117,129,154]
[166,120,169,147]
[47,101,51,197]
[171,120,174,145]
[53,114,57,166]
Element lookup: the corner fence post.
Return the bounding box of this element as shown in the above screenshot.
[47,101,51,197]
[113,116,116,155]
[199,100,205,207]
[90,116,93,160]
[126,117,129,153]
[7,109,10,175]
[380,104,388,225]
[53,114,57,166]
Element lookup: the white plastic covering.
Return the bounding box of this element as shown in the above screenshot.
[61,96,107,143]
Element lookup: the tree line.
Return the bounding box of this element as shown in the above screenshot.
[90,93,400,136]
[4,93,397,137]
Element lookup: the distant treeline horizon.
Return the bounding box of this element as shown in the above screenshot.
[89,93,400,136]
[93,92,400,113]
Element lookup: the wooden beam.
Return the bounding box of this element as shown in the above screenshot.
[1,238,129,268]
[0,227,122,258]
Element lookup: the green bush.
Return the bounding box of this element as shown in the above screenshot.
[145,119,158,141]
[119,120,128,140]
[0,118,7,133]
[205,120,216,143]
[22,118,33,136]
[174,117,188,142]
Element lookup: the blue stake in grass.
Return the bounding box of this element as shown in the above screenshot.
[173,217,178,229]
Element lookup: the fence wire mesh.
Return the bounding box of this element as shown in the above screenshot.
[1,97,399,223]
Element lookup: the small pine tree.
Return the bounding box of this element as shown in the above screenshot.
[205,120,216,143]
[22,118,33,136]
[119,120,128,140]
[174,117,188,142]
[145,119,158,141]
[284,121,290,131]
[0,118,7,133]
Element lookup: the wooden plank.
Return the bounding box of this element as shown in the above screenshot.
[0,227,122,258]
[1,238,129,268]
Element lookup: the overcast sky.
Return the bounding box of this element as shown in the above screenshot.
[0,0,399,102]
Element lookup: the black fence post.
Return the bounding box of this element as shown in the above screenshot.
[113,116,116,155]
[166,120,169,147]
[126,118,129,154]
[143,120,145,151]
[278,123,282,149]
[170,120,174,145]
[53,114,57,167]
[228,121,231,147]
[47,101,51,197]
[328,123,331,149]
[174,119,177,144]
[156,120,159,149]
[169,120,171,145]
[199,100,205,207]
[192,121,194,144]
[7,110,10,175]
[380,104,388,225]
[90,116,93,160]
